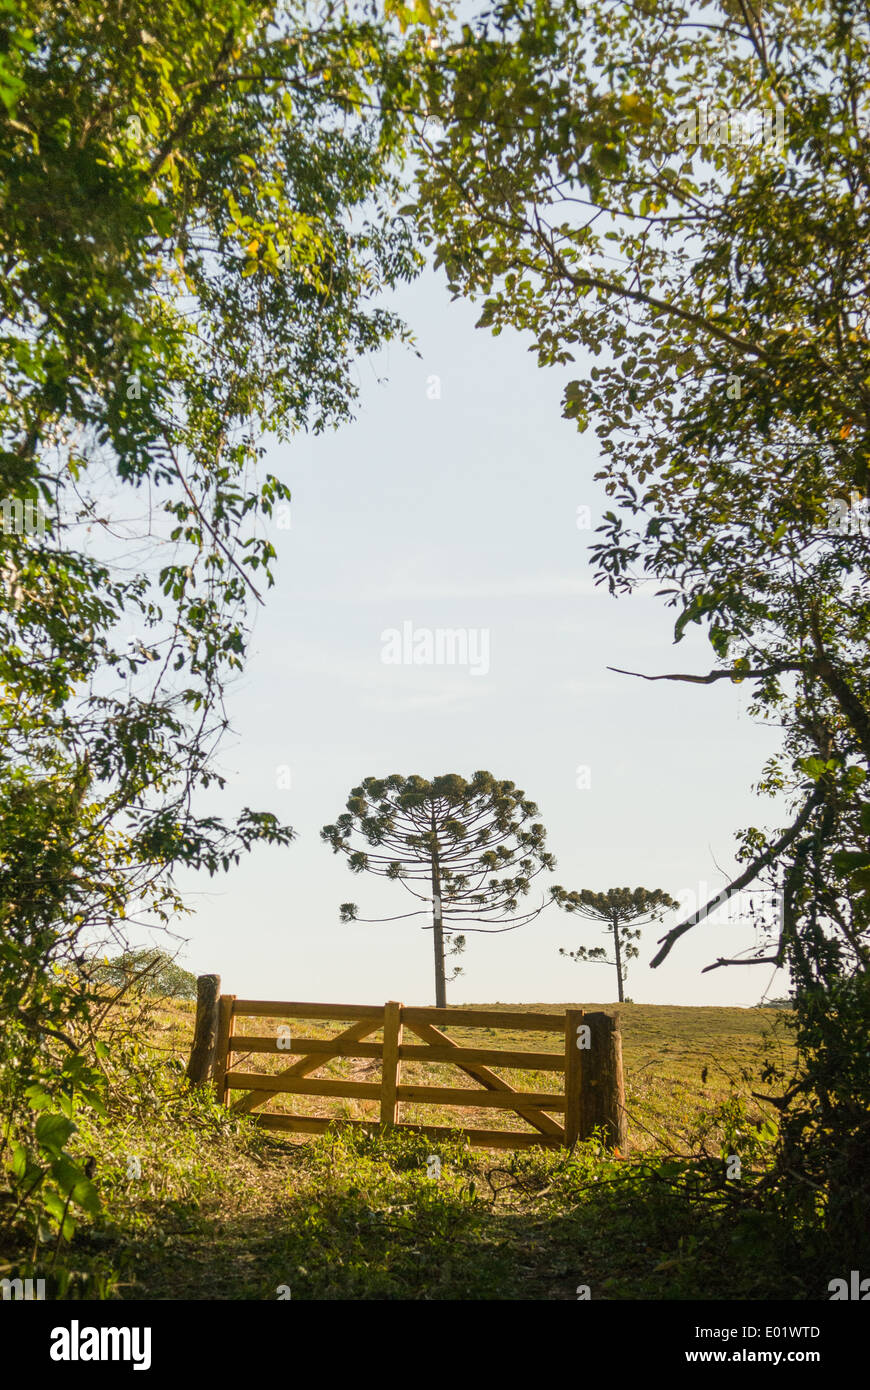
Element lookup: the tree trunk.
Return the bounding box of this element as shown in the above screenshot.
[431,844,447,1008]
[612,915,625,1002]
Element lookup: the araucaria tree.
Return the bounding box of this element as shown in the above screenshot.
[558,888,678,1003]
[322,772,560,1005]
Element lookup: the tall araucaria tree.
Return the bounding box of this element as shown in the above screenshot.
[558,887,678,1003]
[321,772,562,1005]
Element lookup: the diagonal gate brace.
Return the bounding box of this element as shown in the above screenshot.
[231,1017,383,1116]
[404,1018,565,1141]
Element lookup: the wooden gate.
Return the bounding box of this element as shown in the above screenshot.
[187,981,627,1152]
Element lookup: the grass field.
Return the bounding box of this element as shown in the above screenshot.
[53,997,812,1301]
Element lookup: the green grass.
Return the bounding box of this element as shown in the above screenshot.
[10,999,818,1300]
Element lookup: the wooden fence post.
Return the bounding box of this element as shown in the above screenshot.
[380,1000,404,1128]
[580,1011,628,1153]
[186,974,221,1085]
[213,994,236,1107]
[563,1008,585,1148]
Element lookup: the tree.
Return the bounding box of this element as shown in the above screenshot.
[411,0,870,958]
[0,0,433,1259]
[558,887,678,1002]
[89,948,198,1002]
[410,0,870,1252]
[322,772,560,1005]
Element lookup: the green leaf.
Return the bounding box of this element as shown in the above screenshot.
[35,1113,76,1156]
[24,1084,54,1112]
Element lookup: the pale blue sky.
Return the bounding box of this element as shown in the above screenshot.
[165,263,790,1009]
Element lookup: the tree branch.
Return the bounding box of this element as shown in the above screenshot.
[701,954,781,973]
[607,661,803,685]
[650,784,826,968]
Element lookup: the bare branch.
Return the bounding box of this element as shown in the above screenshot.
[650,784,826,969]
[607,662,803,685]
[701,954,782,973]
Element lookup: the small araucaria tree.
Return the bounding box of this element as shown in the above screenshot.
[558,887,678,1003]
[321,772,560,1006]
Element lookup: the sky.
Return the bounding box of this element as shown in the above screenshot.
[158,261,792,1010]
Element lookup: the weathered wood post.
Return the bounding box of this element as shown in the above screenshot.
[380,1001,404,1128]
[563,1008,585,1148]
[580,1010,628,1153]
[186,974,221,1085]
[213,994,236,1107]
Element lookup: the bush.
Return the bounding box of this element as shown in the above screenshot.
[88,949,198,1001]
